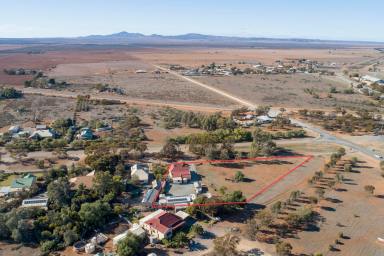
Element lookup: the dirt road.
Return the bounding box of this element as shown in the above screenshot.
[154,65,256,108]
[156,65,383,161]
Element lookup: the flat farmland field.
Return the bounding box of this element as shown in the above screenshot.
[0,94,75,128]
[48,61,234,107]
[0,49,140,85]
[1,46,380,110]
[195,157,305,198]
[135,47,380,66]
[194,73,367,109]
[287,154,384,256]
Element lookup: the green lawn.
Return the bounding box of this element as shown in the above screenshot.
[0,172,45,186]
[0,174,17,186]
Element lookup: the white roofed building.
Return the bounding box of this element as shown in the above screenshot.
[131,163,149,184]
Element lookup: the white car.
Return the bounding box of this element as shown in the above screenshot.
[374,154,383,159]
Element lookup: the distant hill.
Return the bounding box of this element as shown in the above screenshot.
[0,31,383,51]
[82,31,383,44]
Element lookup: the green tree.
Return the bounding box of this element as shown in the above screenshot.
[315,188,325,199]
[329,86,337,93]
[364,185,375,195]
[337,147,346,156]
[116,232,143,256]
[0,214,10,239]
[79,200,113,231]
[255,105,271,116]
[289,190,301,202]
[256,209,273,228]
[234,171,245,182]
[121,114,141,129]
[271,201,282,215]
[63,229,79,246]
[244,218,259,241]
[47,177,71,209]
[40,240,57,254]
[0,87,22,99]
[171,231,189,248]
[213,233,240,256]
[344,163,352,172]
[276,241,293,256]
[189,224,204,238]
[160,140,182,161]
[250,128,276,156]
[93,171,123,197]
[85,153,120,173]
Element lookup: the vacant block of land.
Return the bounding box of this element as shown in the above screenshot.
[47,61,234,107]
[287,154,384,256]
[196,157,305,198]
[195,74,366,109]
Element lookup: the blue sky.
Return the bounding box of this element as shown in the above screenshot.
[0,0,383,41]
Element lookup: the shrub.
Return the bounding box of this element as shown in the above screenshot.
[364,185,375,195]
[276,241,293,256]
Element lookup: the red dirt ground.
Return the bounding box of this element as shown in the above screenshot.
[0,49,140,85]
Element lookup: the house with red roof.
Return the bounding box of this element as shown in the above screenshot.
[168,163,191,184]
[140,209,185,240]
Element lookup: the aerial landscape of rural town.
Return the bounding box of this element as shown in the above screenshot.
[0,1,383,256]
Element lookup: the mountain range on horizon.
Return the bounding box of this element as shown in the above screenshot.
[1,31,384,50]
[80,31,384,44]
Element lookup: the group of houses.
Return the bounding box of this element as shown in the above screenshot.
[4,123,99,141]
[232,111,274,127]
[179,59,334,78]
[7,124,58,140]
[0,161,196,254]
[351,74,384,97]
[251,59,335,75]
[360,75,384,86]
[182,64,232,76]
[139,161,204,210]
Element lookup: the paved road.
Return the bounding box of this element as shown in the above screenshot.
[291,118,383,160]
[157,65,383,161]
[20,70,383,161]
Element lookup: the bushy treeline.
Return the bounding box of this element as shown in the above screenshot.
[0,87,22,100]
[5,137,68,152]
[24,72,68,89]
[171,128,306,145]
[170,127,305,160]
[3,68,37,75]
[298,108,381,133]
[186,190,246,218]
[159,107,236,130]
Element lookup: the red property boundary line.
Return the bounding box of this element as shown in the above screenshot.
[152,155,313,209]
